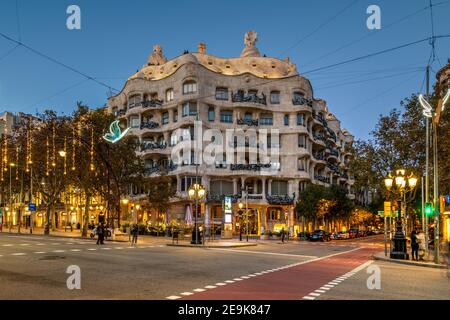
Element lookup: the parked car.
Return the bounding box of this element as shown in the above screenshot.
[297,231,311,240]
[358,230,367,237]
[348,228,359,239]
[337,231,350,240]
[310,230,331,242]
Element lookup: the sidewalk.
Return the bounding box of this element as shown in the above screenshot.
[373,252,448,269]
[0,227,261,247]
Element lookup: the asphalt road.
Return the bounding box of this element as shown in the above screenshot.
[0,233,448,300]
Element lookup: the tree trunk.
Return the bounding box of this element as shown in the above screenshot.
[82,193,90,238]
[44,205,51,235]
[17,209,21,234]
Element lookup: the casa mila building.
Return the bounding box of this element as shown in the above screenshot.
[107,31,355,237]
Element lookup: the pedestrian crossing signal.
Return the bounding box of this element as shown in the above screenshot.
[425,202,433,216]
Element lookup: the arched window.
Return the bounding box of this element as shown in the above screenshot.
[183,80,197,95]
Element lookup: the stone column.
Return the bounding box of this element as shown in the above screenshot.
[233,178,238,195]
[268,179,272,195]
[261,178,266,200]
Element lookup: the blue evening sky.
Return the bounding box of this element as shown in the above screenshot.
[0,0,449,140]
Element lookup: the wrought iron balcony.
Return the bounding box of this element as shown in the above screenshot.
[232,92,267,105]
[140,121,160,130]
[292,96,313,107]
[313,152,326,161]
[237,118,259,126]
[313,114,328,127]
[266,193,295,205]
[313,133,326,142]
[142,99,163,108]
[115,109,127,117]
[141,141,167,151]
[327,128,337,142]
[230,163,272,171]
[144,163,178,175]
[314,175,330,184]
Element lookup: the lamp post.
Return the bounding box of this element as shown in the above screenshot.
[188,182,205,245]
[384,169,417,260]
[419,88,449,264]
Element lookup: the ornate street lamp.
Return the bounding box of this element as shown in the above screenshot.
[188,183,205,244]
[384,169,417,260]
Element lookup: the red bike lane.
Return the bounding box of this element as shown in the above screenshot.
[182,247,380,300]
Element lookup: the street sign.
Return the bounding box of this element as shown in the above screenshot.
[384,201,391,215]
[28,203,37,212]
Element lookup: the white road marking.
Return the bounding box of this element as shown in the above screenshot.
[88,249,97,251]
[319,287,330,290]
[225,280,235,283]
[205,285,217,289]
[193,288,206,292]
[303,296,315,300]
[53,250,66,253]
[166,296,181,300]
[233,278,243,281]
[3,244,12,247]
[101,248,111,250]
[19,243,30,246]
[215,283,227,286]
[34,252,46,254]
[315,290,326,293]
[309,292,321,297]
[207,248,317,259]
[70,249,81,252]
[324,284,334,288]
[180,292,193,296]
[12,253,26,256]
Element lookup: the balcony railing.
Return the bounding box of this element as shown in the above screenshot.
[314,175,330,184]
[141,141,167,151]
[327,128,337,142]
[232,92,267,105]
[236,118,259,126]
[313,133,326,142]
[142,99,163,108]
[144,163,178,175]
[140,121,160,130]
[115,109,127,117]
[313,114,328,127]
[230,163,272,171]
[266,193,295,205]
[313,152,326,161]
[292,96,313,107]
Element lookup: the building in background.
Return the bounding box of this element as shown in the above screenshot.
[107,31,355,236]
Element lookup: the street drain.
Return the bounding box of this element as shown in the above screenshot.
[39,256,66,261]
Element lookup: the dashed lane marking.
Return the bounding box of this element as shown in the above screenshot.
[12,253,26,256]
[166,296,181,300]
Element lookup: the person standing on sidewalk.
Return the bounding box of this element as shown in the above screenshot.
[96,223,105,245]
[281,228,286,243]
[131,224,138,245]
[410,229,419,261]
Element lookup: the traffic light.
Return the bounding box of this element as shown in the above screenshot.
[425,202,433,217]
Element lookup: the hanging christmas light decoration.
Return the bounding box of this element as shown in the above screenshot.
[52,124,56,167]
[63,136,67,175]
[90,126,95,171]
[46,136,50,176]
[15,145,19,181]
[71,126,76,171]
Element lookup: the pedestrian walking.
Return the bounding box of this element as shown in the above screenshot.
[96,223,105,245]
[131,224,138,245]
[410,229,419,261]
[281,228,286,243]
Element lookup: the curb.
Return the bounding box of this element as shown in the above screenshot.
[167,243,258,248]
[373,253,447,269]
[0,231,128,243]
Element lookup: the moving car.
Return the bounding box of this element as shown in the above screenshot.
[310,230,331,242]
